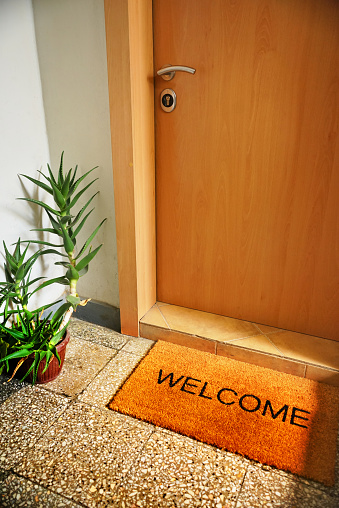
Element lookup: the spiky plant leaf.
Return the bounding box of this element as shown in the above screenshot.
[30,228,62,237]
[47,163,58,186]
[49,178,66,210]
[70,193,98,227]
[20,174,53,195]
[71,209,94,239]
[60,224,75,254]
[58,151,65,187]
[67,295,81,308]
[68,179,98,210]
[61,168,72,198]
[69,167,97,195]
[75,219,106,260]
[76,244,103,272]
[65,264,79,281]
[17,198,61,216]
[30,276,71,296]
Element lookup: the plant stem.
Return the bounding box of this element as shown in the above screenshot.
[58,306,74,332]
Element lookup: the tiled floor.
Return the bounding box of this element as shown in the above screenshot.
[140,303,339,386]
[1,318,339,507]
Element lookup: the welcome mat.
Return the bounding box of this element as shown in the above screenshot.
[108,341,339,485]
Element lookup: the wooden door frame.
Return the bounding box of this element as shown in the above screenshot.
[104,0,156,336]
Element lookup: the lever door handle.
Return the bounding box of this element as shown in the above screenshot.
[157,65,196,81]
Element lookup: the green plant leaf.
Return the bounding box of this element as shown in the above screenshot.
[60,223,75,254]
[55,261,70,268]
[20,174,53,195]
[71,209,94,239]
[48,345,61,366]
[21,240,64,248]
[4,265,14,284]
[70,193,98,228]
[50,302,72,326]
[32,352,41,385]
[30,228,63,237]
[61,168,72,199]
[32,299,64,317]
[37,169,51,183]
[49,325,67,348]
[50,178,66,210]
[13,238,22,263]
[75,219,107,260]
[16,264,26,282]
[3,242,18,273]
[78,265,89,277]
[69,179,98,210]
[69,167,97,195]
[47,163,57,186]
[69,164,78,189]
[19,361,34,382]
[17,197,61,216]
[45,209,62,231]
[17,242,31,267]
[30,276,71,296]
[37,248,68,258]
[75,244,103,272]
[0,323,25,341]
[42,350,53,373]
[19,276,45,291]
[58,151,65,187]
[60,215,73,225]
[66,294,81,308]
[0,348,31,362]
[66,264,79,281]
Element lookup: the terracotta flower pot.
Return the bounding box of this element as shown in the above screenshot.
[22,329,71,384]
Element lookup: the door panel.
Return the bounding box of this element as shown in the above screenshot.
[154,0,339,340]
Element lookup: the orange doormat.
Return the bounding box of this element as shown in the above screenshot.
[108,341,339,486]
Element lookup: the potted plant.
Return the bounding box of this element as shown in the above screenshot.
[0,153,106,384]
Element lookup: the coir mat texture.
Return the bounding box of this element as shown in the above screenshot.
[108,341,339,485]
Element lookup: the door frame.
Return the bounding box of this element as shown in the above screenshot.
[104,0,156,336]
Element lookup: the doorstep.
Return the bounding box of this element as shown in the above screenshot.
[140,302,339,387]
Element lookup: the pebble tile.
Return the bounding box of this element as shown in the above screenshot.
[0,473,82,507]
[79,350,146,407]
[121,336,155,356]
[236,464,338,508]
[1,319,339,507]
[0,386,70,469]
[68,318,128,350]
[14,402,154,507]
[0,375,26,405]
[113,429,249,507]
[44,336,116,397]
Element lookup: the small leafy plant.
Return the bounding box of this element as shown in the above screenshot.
[0,153,106,384]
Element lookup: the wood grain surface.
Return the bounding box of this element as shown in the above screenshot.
[154,0,339,340]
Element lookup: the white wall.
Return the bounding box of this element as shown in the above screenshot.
[0,0,63,309]
[32,0,119,308]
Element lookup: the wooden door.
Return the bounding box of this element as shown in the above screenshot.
[154,0,339,340]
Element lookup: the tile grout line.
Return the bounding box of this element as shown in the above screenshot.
[156,302,172,330]
[9,471,89,508]
[80,347,155,407]
[143,321,339,377]
[234,460,250,507]
[251,323,286,357]
[226,332,277,345]
[109,425,159,501]
[263,333,286,357]
[8,387,74,473]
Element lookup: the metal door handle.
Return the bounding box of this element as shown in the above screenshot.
[157,65,196,81]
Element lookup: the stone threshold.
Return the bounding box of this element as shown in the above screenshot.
[140,303,339,387]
